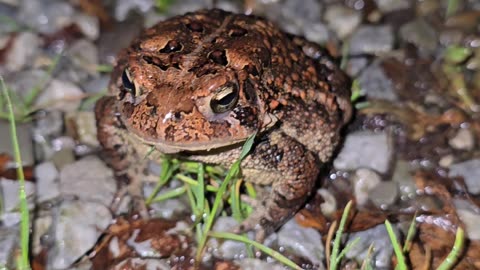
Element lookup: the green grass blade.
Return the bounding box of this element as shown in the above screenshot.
[209,231,302,270]
[195,133,256,261]
[145,158,178,205]
[330,200,353,270]
[403,214,417,253]
[1,77,31,270]
[436,227,464,270]
[385,220,407,270]
[336,237,360,262]
[150,186,186,203]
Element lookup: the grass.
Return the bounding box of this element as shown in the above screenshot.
[1,77,31,270]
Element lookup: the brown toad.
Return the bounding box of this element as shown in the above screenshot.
[95,9,352,237]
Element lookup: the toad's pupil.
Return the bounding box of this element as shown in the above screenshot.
[122,69,135,94]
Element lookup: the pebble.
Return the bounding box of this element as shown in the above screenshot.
[72,13,99,40]
[449,159,480,195]
[34,79,84,112]
[18,0,75,34]
[400,19,437,52]
[0,227,19,269]
[324,5,362,39]
[449,128,475,150]
[391,160,416,200]
[50,200,112,269]
[112,258,170,270]
[351,168,382,206]
[5,32,41,71]
[115,0,155,21]
[59,156,116,206]
[35,161,60,203]
[373,0,411,13]
[334,130,394,174]
[236,258,286,270]
[349,25,394,55]
[65,111,99,147]
[208,217,248,260]
[346,223,398,269]
[277,219,324,266]
[457,209,480,240]
[317,188,337,216]
[369,181,399,209]
[357,60,398,101]
[0,122,35,166]
[67,39,100,76]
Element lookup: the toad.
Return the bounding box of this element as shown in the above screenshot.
[95,9,352,238]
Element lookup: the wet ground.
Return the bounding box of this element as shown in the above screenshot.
[0,0,480,269]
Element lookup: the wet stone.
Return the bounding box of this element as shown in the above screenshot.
[369,181,399,209]
[448,159,480,195]
[0,122,35,166]
[276,219,324,266]
[236,258,286,270]
[65,111,99,147]
[345,57,369,77]
[457,209,480,240]
[449,128,475,150]
[35,161,60,203]
[34,79,84,112]
[67,39,100,76]
[208,217,248,260]
[324,4,362,39]
[346,223,398,269]
[304,22,330,45]
[4,31,41,71]
[18,0,75,34]
[351,168,382,206]
[334,130,394,174]
[112,258,170,270]
[50,200,112,269]
[349,25,394,55]
[391,160,416,200]
[374,0,411,13]
[400,19,437,53]
[72,13,99,40]
[317,188,337,216]
[0,227,19,269]
[59,156,116,206]
[357,60,398,101]
[115,0,155,21]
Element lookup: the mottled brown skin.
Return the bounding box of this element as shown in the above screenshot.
[95,9,352,237]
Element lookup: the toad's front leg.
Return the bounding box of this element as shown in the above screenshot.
[95,96,151,217]
[238,131,320,239]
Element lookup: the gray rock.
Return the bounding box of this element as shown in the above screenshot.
[50,200,111,269]
[374,0,411,13]
[18,0,75,34]
[33,110,64,140]
[5,31,40,71]
[346,223,398,269]
[0,227,19,269]
[0,178,36,213]
[34,79,84,112]
[31,213,53,255]
[237,258,287,270]
[72,13,99,40]
[449,128,475,150]
[115,0,155,21]
[345,57,369,77]
[59,156,116,206]
[208,217,249,260]
[65,111,99,147]
[349,26,394,55]
[351,168,382,206]
[457,209,480,240]
[449,159,480,195]
[400,19,437,52]
[369,181,399,209]
[317,188,337,216]
[334,131,394,173]
[0,122,35,166]
[277,219,325,266]
[35,162,60,203]
[391,160,416,200]
[304,22,330,45]
[324,5,362,39]
[357,60,398,101]
[67,39,99,76]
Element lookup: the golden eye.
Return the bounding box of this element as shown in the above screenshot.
[121,68,136,95]
[210,83,239,114]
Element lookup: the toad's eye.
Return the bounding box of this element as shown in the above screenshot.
[122,69,136,95]
[210,83,239,114]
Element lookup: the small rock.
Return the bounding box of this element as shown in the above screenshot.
[67,39,99,76]
[18,0,75,34]
[374,0,411,13]
[0,122,35,166]
[113,258,170,270]
[317,188,337,216]
[439,154,455,168]
[400,19,437,52]
[33,110,64,140]
[35,162,60,203]
[0,178,36,213]
[349,25,394,55]
[51,148,75,170]
[115,0,155,21]
[277,219,324,266]
[357,60,398,101]
[208,217,248,260]
[369,181,399,209]
[457,209,480,240]
[346,223,398,269]
[0,227,19,269]
[304,22,330,45]
[31,212,53,255]
[65,111,99,147]
[334,130,394,173]
[59,156,116,206]
[449,128,475,150]
[449,159,480,195]
[345,57,369,77]
[391,160,416,200]
[5,31,41,71]
[34,79,84,112]
[351,168,382,206]
[72,13,99,40]
[236,258,286,270]
[50,200,112,269]
[324,5,362,39]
